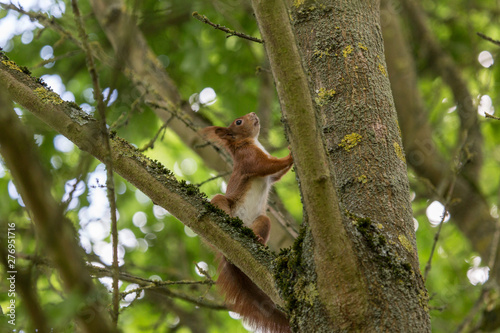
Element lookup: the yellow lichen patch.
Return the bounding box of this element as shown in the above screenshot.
[294,279,319,306]
[315,87,335,106]
[34,87,63,105]
[419,289,430,312]
[398,234,413,252]
[317,87,335,98]
[357,174,367,184]
[339,133,362,152]
[342,45,353,57]
[358,43,368,51]
[393,142,406,162]
[313,49,330,58]
[378,63,387,77]
[1,60,23,72]
[293,0,305,7]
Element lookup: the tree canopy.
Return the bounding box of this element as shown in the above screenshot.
[0,0,499,332]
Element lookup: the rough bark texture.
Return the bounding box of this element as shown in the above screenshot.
[1,0,435,330]
[281,0,430,331]
[251,0,368,331]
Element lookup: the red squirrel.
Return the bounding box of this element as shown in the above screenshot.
[201,112,293,333]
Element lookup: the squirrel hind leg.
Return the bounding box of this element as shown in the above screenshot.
[211,194,231,215]
[251,215,271,244]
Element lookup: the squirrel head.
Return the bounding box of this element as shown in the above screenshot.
[201,112,261,145]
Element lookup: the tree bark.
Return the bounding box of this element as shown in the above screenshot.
[252,0,431,331]
[0,0,434,329]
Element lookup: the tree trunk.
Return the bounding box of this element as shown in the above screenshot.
[252,0,431,331]
[0,0,433,330]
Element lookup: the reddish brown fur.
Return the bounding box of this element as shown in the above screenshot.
[201,113,293,333]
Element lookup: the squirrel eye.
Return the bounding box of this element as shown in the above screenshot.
[235,120,242,125]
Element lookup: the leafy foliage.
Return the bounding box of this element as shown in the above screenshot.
[0,0,499,332]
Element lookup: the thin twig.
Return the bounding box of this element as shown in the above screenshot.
[17,255,224,310]
[139,114,174,152]
[423,183,454,282]
[110,89,148,130]
[71,0,120,327]
[192,11,264,44]
[146,102,197,131]
[193,261,216,300]
[455,180,500,333]
[61,153,93,211]
[33,50,82,69]
[194,261,212,280]
[195,171,231,187]
[120,278,216,299]
[485,112,500,120]
[146,101,234,166]
[87,264,225,310]
[424,136,470,282]
[477,32,500,47]
[2,3,82,48]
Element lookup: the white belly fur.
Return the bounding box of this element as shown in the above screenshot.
[233,176,271,227]
[233,138,272,226]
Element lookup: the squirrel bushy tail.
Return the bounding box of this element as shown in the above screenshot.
[218,255,291,333]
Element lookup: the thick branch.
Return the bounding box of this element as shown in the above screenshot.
[283,0,430,330]
[251,0,366,326]
[0,56,283,308]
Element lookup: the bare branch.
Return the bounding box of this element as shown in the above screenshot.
[423,151,465,281]
[485,112,500,120]
[195,171,231,187]
[88,265,225,310]
[138,115,174,152]
[477,32,500,47]
[71,0,121,325]
[192,11,264,44]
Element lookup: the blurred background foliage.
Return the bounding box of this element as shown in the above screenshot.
[0,0,499,332]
